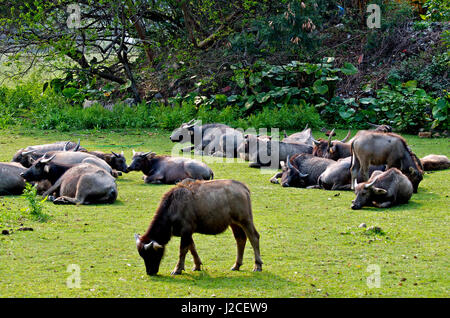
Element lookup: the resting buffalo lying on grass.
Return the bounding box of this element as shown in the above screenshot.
[21,154,117,205]
[12,140,84,167]
[270,154,334,188]
[351,168,413,210]
[0,162,26,195]
[134,179,263,275]
[420,155,450,171]
[127,151,214,184]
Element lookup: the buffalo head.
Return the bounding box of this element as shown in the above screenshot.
[169,119,199,143]
[135,234,165,275]
[110,151,128,173]
[280,156,309,187]
[127,150,154,172]
[351,177,387,210]
[20,154,56,182]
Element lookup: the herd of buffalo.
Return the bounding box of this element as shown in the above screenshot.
[1,120,449,275]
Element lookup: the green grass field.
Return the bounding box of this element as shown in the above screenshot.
[0,127,449,298]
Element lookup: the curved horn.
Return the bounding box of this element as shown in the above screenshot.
[132,149,136,156]
[144,240,163,251]
[63,141,70,151]
[21,150,35,156]
[341,130,351,143]
[312,137,321,146]
[299,172,309,178]
[327,128,335,144]
[141,151,152,157]
[134,234,141,245]
[303,123,309,131]
[353,178,358,189]
[283,130,288,138]
[186,119,195,125]
[73,139,81,152]
[364,175,380,189]
[368,122,379,128]
[286,155,293,169]
[111,151,120,157]
[41,154,56,163]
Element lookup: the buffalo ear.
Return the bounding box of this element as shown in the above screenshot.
[372,187,387,195]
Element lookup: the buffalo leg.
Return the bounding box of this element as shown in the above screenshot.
[269,172,282,184]
[230,224,247,271]
[240,222,263,272]
[189,241,202,271]
[171,235,192,275]
[350,154,360,190]
[373,201,393,208]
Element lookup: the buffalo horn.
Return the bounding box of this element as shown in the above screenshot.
[312,138,321,146]
[341,130,351,143]
[327,128,335,144]
[286,156,293,169]
[364,175,380,189]
[41,153,56,163]
[112,151,120,157]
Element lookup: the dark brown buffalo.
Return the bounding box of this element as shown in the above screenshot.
[270,154,335,187]
[420,155,450,171]
[21,155,117,205]
[134,179,263,275]
[312,129,352,160]
[0,162,26,195]
[127,151,213,184]
[12,141,85,167]
[87,151,128,174]
[350,131,423,193]
[351,168,413,209]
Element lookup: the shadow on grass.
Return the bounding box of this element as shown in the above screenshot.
[147,268,299,292]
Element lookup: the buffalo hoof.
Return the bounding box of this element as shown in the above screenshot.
[192,266,202,272]
[171,270,183,275]
[253,266,262,272]
[269,178,279,184]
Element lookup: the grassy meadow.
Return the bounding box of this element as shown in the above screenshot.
[0,127,449,298]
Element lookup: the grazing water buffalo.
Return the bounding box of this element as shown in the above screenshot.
[170,120,242,156]
[239,134,312,168]
[127,151,214,184]
[351,168,413,209]
[420,155,450,171]
[0,162,26,195]
[134,179,263,275]
[282,125,314,146]
[87,151,128,174]
[21,155,117,205]
[317,157,386,191]
[312,129,352,160]
[12,141,84,167]
[350,131,423,193]
[270,154,335,187]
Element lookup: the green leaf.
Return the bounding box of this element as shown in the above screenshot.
[313,80,328,95]
[340,63,358,75]
[62,87,78,98]
[359,97,377,105]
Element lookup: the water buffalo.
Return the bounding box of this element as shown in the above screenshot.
[27,151,115,177]
[127,151,214,184]
[282,125,314,146]
[0,162,26,195]
[420,155,450,171]
[21,155,117,205]
[239,134,313,168]
[87,151,128,174]
[270,154,335,187]
[351,168,413,209]
[350,131,423,193]
[212,130,244,158]
[237,134,271,161]
[134,179,263,275]
[317,157,386,191]
[312,129,352,160]
[12,141,85,167]
[170,119,241,156]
